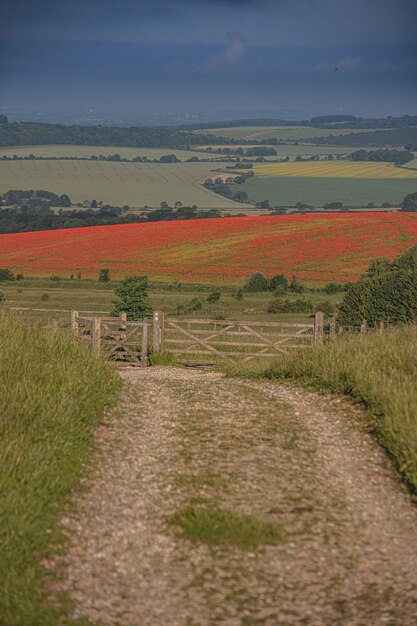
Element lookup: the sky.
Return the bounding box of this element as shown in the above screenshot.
[0,0,416,123]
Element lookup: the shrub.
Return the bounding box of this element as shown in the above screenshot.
[314,300,335,318]
[267,297,313,314]
[0,268,14,281]
[323,282,344,294]
[232,288,244,301]
[49,275,61,282]
[244,272,269,292]
[269,274,288,293]
[16,273,24,281]
[112,275,153,320]
[98,268,110,282]
[207,290,221,303]
[289,275,304,293]
[40,293,49,302]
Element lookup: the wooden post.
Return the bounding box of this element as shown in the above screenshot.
[159,312,165,351]
[313,311,324,344]
[329,320,336,340]
[92,317,101,355]
[141,317,149,367]
[153,311,161,353]
[71,310,79,337]
[119,311,127,331]
[360,320,367,334]
[51,317,59,334]
[378,320,385,334]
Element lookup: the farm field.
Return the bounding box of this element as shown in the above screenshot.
[196,144,356,159]
[241,176,417,207]
[0,280,342,324]
[253,161,417,179]
[0,144,212,161]
[196,125,371,142]
[0,160,249,208]
[1,213,417,284]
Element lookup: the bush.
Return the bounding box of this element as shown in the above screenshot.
[314,300,335,318]
[244,272,269,292]
[269,274,288,293]
[0,268,14,281]
[112,275,153,320]
[207,291,221,303]
[267,297,313,314]
[232,288,244,301]
[338,244,417,327]
[49,275,61,282]
[98,268,110,282]
[289,275,304,293]
[323,282,344,294]
[16,273,24,281]
[40,293,49,302]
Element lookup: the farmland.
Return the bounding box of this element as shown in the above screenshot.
[0,159,249,209]
[253,161,417,179]
[195,125,373,142]
[241,161,417,206]
[196,144,356,159]
[1,213,417,285]
[0,145,212,161]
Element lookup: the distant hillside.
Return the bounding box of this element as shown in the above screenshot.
[306,127,417,148]
[0,122,228,148]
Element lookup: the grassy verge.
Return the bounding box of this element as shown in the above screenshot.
[224,325,417,493]
[0,311,121,626]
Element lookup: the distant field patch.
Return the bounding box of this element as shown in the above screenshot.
[0,145,211,161]
[253,161,417,179]
[0,160,249,209]
[196,126,368,142]
[241,176,417,207]
[196,144,355,159]
[2,213,417,284]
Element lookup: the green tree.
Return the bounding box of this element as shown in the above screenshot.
[112,275,153,320]
[289,275,304,293]
[207,290,221,303]
[269,274,288,293]
[98,268,110,283]
[401,192,417,212]
[0,268,14,281]
[244,272,269,292]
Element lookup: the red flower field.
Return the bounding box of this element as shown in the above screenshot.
[1,213,417,284]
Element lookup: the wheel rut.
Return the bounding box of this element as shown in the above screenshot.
[54,367,417,626]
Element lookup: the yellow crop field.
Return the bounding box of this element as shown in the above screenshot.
[253,161,417,179]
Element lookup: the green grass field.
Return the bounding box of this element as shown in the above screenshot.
[196,126,370,142]
[241,176,417,206]
[0,160,250,208]
[0,279,341,325]
[0,144,212,161]
[0,311,120,625]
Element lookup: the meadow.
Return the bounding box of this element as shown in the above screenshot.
[0,160,248,209]
[195,126,368,142]
[2,213,417,284]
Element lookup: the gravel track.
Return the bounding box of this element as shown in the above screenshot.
[54,366,417,626]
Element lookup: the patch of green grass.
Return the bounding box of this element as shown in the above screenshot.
[225,325,417,493]
[0,311,121,625]
[149,350,178,366]
[169,505,285,549]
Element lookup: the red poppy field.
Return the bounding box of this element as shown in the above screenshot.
[1,213,417,284]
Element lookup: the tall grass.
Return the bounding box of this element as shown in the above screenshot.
[0,312,121,626]
[225,326,417,493]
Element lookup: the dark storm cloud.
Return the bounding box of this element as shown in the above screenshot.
[0,0,416,119]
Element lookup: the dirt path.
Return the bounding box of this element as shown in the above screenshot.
[55,367,417,626]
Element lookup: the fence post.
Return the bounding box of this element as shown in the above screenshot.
[378,320,385,334]
[71,310,79,337]
[153,311,161,353]
[119,310,127,331]
[313,311,324,344]
[329,320,336,340]
[92,317,101,355]
[159,311,165,351]
[360,320,367,334]
[50,317,59,334]
[141,317,149,367]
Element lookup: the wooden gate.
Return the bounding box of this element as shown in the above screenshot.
[71,311,149,366]
[153,312,321,363]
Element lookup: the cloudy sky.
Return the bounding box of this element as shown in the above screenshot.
[1,0,416,122]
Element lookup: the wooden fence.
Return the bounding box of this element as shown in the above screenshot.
[70,310,149,366]
[65,310,384,366]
